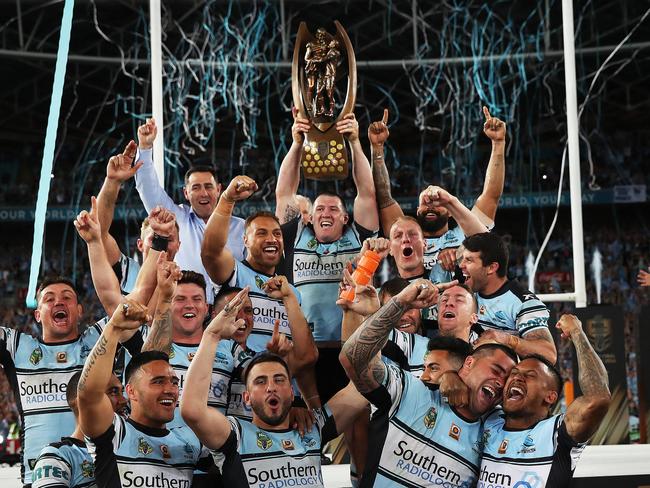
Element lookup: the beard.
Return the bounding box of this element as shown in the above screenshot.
[417,211,449,234]
[251,398,291,426]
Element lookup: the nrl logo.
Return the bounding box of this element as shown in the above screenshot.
[306,238,318,250]
[138,437,154,455]
[80,460,94,478]
[256,431,273,451]
[29,346,43,365]
[423,407,437,429]
[255,276,265,289]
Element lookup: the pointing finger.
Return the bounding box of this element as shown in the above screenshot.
[437,280,459,292]
[381,108,389,124]
[483,106,491,121]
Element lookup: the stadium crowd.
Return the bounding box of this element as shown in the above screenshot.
[0,108,643,488]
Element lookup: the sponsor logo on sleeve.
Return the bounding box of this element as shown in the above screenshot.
[517,435,536,454]
[255,275,266,289]
[256,432,273,451]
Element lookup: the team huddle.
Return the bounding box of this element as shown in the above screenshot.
[0,109,610,488]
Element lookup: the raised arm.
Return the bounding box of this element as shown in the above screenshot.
[74,197,123,316]
[558,315,611,443]
[422,186,485,237]
[473,107,506,222]
[276,108,311,224]
[141,260,182,354]
[337,113,379,231]
[78,299,150,438]
[340,279,441,393]
[181,289,249,450]
[133,118,178,214]
[202,176,257,284]
[98,140,142,265]
[368,109,404,236]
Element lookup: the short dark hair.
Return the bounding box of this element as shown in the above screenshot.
[184,165,219,185]
[520,354,563,397]
[37,276,78,301]
[125,351,170,384]
[178,271,207,298]
[214,285,243,309]
[66,371,82,407]
[462,232,509,278]
[245,211,281,231]
[426,336,472,368]
[314,192,347,213]
[472,342,519,365]
[379,277,410,303]
[242,352,290,386]
[441,283,478,312]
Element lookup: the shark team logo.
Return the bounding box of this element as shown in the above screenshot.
[256,432,273,451]
[30,346,43,365]
[423,407,437,429]
[138,438,153,455]
[80,460,94,478]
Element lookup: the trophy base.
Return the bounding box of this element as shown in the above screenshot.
[300,127,349,181]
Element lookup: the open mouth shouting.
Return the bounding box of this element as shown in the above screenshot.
[158,397,176,409]
[266,394,281,412]
[440,310,456,320]
[477,382,501,408]
[52,307,69,326]
[505,382,526,403]
[424,211,439,221]
[401,246,414,258]
[319,219,333,230]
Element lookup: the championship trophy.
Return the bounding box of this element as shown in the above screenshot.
[291,21,357,180]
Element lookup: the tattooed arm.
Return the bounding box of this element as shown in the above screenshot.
[473,107,506,222]
[276,109,310,223]
[559,315,611,443]
[340,278,442,393]
[142,261,182,354]
[78,299,150,438]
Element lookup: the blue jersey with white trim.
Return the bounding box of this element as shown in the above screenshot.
[362,363,482,487]
[225,342,257,420]
[424,226,465,283]
[382,330,430,378]
[112,253,140,295]
[86,414,207,488]
[476,280,550,337]
[281,218,376,342]
[226,260,301,352]
[32,437,95,488]
[215,408,337,488]
[479,411,586,488]
[0,319,111,483]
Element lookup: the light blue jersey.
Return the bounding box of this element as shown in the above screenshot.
[424,226,465,281]
[362,363,482,487]
[86,414,208,488]
[280,219,375,342]
[224,342,257,420]
[225,260,301,352]
[32,437,95,488]
[476,280,550,337]
[215,408,337,488]
[383,330,430,378]
[113,253,140,295]
[480,411,585,488]
[0,319,111,483]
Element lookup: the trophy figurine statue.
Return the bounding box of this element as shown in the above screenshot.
[292,21,357,180]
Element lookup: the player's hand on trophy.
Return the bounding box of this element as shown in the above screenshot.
[137,117,157,150]
[336,113,360,143]
[291,107,311,144]
[368,108,390,146]
[222,175,258,202]
[482,106,506,143]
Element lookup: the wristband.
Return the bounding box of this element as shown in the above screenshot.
[151,233,169,252]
